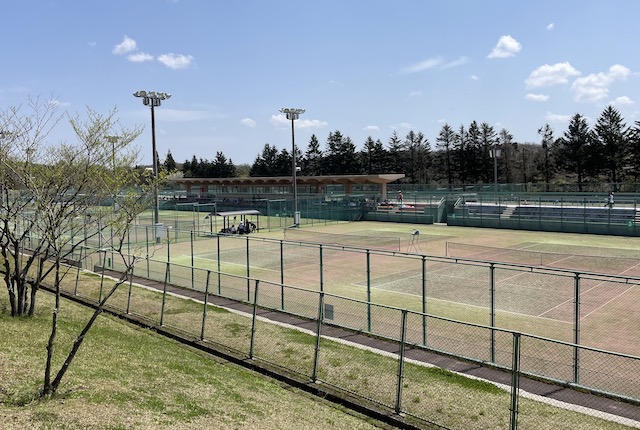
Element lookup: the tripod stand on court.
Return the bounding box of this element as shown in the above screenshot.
[407,230,422,253]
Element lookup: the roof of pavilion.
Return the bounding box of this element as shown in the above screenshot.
[172,174,405,187]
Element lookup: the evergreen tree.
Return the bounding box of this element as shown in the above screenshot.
[436,124,456,186]
[360,136,376,174]
[275,148,293,176]
[386,131,404,174]
[163,150,177,172]
[554,113,593,191]
[302,134,323,175]
[537,124,554,190]
[452,125,469,185]
[593,105,629,190]
[182,155,199,178]
[629,121,640,182]
[479,122,498,183]
[213,151,236,177]
[498,128,517,185]
[249,144,279,176]
[371,139,388,173]
[323,131,362,174]
[466,121,482,182]
[403,130,430,183]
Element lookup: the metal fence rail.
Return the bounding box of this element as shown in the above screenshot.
[62,256,640,429]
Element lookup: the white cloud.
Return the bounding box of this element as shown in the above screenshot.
[113,36,137,55]
[545,112,572,123]
[364,125,380,132]
[572,64,631,102]
[390,122,413,131]
[157,53,194,69]
[470,75,479,80]
[240,118,256,128]
[442,56,468,69]
[611,96,634,106]
[525,93,550,102]
[128,52,154,63]
[525,62,580,88]
[546,23,555,31]
[270,114,327,129]
[401,56,467,74]
[401,57,442,74]
[408,90,421,98]
[298,118,328,129]
[487,35,522,59]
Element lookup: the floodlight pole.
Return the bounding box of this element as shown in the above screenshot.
[491,146,501,193]
[134,90,171,242]
[280,108,305,226]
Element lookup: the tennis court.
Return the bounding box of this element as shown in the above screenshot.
[142,222,640,356]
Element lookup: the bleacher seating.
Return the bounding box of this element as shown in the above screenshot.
[463,203,507,218]
[511,205,636,224]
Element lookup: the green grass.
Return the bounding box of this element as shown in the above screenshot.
[2,266,637,429]
[0,294,385,430]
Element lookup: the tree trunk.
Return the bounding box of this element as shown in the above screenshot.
[42,260,61,396]
[43,267,129,397]
[28,257,45,316]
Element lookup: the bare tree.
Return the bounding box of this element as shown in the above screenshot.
[0,97,158,396]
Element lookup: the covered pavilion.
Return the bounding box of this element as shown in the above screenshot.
[173,174,405,201]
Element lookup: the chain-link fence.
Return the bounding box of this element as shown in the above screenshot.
[57,255,640,429]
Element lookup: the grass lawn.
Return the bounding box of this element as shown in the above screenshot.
[0,293,386,430]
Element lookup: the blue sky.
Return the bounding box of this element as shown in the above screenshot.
[2,0,639,166]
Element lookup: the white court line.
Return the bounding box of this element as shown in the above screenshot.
[582,284,637,319]
[366,276,572,324]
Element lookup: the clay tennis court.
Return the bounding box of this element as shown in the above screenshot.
[152,221,640,357]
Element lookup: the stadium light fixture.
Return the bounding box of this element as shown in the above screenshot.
[134,90,171,242]
[279,108,305,226]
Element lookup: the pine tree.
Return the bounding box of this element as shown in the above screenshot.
[593,105,629,190]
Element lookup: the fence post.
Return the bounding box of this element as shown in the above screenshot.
[99,249,106,302]
[201,270,211,340]
[573,273,581,384]
[166,231,171,283]
[366,249,371,332]
[146,225,150,278]
[246,236,251,301]
[280,240,285,310]
[217,234,221,295]
[490,263,496,363]
[509,332,521,430]
[73,246,83,295]
[249,280,260,359]
[422,255,427,346]
[395,309,408,414]
[160,262,170,326]
[319,244,324,292]
[190,230,195,290]
[312,292,324,382]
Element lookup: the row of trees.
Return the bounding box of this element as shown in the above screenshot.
[174,106,640,190]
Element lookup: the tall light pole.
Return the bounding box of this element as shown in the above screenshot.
[490,146,501,193]
[134,90,171,242]
[280,108,305,226]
